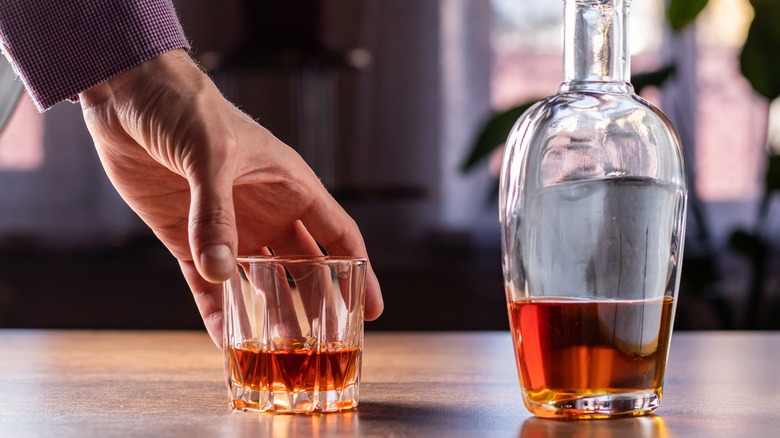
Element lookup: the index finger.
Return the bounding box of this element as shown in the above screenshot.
[300,189,384,321]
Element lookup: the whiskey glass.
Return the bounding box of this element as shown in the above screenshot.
[223,255,366,414]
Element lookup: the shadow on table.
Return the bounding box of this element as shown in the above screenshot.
[356,400,524,435]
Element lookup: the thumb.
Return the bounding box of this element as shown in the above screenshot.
[188,168,238,283]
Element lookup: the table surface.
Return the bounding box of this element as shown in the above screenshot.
[0,330,778,437]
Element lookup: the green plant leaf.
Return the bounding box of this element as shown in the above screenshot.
[740,0,780,101]
[460,102,535,172]
[632,64,676,94]
[666,0,709,33]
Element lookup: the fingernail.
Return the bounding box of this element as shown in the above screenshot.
[200,244,235,281]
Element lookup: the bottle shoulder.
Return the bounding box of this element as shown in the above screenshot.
[535,90,663,120]
[503,89,686,190]
[513,90,679,144]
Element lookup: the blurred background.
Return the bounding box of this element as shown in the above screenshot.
[0,0,778,332]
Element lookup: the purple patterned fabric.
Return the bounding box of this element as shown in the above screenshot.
[0,0,190,111]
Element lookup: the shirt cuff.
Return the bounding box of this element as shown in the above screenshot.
[0,0,190,111]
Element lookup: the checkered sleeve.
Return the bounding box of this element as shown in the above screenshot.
[0,0,190,111]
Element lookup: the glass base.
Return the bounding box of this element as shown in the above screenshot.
[229,383,360,414]
[523,390,661,419]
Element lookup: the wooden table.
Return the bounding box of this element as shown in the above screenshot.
[0,330,779,437]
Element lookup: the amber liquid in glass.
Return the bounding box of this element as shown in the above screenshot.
[228,341,361,411]
[508,296,675,418]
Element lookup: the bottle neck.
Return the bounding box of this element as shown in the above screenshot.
[562,0,631,91]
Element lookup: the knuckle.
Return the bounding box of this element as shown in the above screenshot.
[189,208,235,234]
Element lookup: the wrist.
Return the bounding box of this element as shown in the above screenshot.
[79,49,196,110]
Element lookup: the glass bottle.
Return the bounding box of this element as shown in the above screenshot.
[499,0,687,419]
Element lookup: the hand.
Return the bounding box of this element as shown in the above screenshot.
[78,50,383,347]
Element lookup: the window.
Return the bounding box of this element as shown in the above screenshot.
[0,96,43,171]
[694,0,761,202]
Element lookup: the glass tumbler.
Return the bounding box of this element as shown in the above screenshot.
[223,255,366,414]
